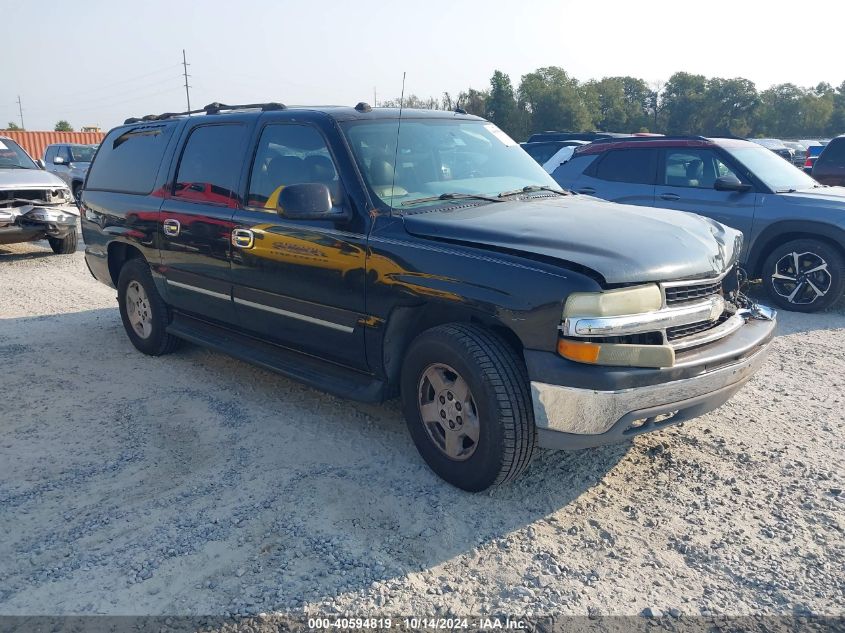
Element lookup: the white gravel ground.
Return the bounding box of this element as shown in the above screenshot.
[0,239,843,619]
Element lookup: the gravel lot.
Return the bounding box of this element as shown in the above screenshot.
[1,239,843,619]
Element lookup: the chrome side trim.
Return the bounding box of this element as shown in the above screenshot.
[563,295,725,337]
[233,297,354,333]
[669,312,746,351]
[166,279,231,301]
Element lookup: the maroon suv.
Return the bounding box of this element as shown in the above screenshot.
[812,136,845,186]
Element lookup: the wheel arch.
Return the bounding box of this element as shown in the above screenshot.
[379,302,525,397]
[107,241,146,287]
[747,221,845,278]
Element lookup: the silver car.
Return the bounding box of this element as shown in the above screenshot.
[1,136,79,254]
[42,143,97,201]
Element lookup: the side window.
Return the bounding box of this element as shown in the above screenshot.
[664,149,739,189]
[61,146,73,162]
[86,123,175,194]
[593,149,657,184]
[247,124,341,211]
[44,146,56,163]
[173,124,248,206]
[817,139,845,166]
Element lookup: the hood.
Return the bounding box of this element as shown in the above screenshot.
[777,186,845,208]
[402,195,742,285]
[0,168,69,189]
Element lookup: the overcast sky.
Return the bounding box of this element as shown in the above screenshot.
[3,0,844,131]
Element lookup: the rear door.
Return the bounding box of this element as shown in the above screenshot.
[569,148,658,205]
[652,147,756,239]
[158,120,254,325]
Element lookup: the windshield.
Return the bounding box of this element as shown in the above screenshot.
[0,138,38,169]
[69,145,97,162]
[724,145,818,192]
[341,118,559,210]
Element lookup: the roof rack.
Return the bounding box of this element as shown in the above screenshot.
[587,135,709,145]
[124,101,286,125]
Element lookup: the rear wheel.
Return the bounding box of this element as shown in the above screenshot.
[47,230,78,254]
[117,258,180,355]
[400,323,535,491]
[762,238,844,312]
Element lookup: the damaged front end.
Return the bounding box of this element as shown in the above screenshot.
[0,187,79,245]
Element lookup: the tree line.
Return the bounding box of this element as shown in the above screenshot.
[381,68,845,142]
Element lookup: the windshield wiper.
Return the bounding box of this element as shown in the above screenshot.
[497,185,569,198]
[775,188,798,193]
[1,165,30,170]
[401,192,504,207]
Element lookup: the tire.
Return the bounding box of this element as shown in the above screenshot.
[47,229,78,254]
[761,238,845,312]
[117,258,181,356]
[400,323,535,492]
[72,183,83,208]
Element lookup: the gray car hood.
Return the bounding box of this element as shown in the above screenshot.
[775,186,845,209]
[0,167,69,189]
[402,195,742,285]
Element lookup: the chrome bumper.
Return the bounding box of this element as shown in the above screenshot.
[531,316,775,440]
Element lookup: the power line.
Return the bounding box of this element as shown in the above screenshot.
[56,63,183,101]
[182,49,192,114]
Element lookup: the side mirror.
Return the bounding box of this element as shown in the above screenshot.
[53,156,66,165]
[714,175,751,193]
[277,183,349,221]
[35,159,46,169]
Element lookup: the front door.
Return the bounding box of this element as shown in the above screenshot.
[653,148,757,244]
[230,121,368,370]
[158,122,252,325]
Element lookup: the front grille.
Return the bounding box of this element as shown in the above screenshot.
[0,189,51,209]
[666,313,729,341]
[664,280,722,305]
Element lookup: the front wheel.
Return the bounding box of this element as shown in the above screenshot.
[117,258,181,356]
[47,230,78,254]
[400,324,535,491]
[762,239,844,312]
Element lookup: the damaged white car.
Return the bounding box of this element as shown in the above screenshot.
[0,136,79,254]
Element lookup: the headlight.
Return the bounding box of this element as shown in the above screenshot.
[563,284,662,317]
[46,188,72,204]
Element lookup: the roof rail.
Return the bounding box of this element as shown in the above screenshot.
[124,101,286,125]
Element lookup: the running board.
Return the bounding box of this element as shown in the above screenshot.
[167,313,386,403]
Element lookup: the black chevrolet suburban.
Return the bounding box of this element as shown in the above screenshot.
[80,102,776,491]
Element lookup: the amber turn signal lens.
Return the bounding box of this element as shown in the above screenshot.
[557,339,601,363]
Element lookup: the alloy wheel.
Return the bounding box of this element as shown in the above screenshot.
[417,363,480,461]
[125,280,153,339]
[771,251,832,305]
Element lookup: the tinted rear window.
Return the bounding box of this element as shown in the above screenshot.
[86,124,175,194]
[593,149,657,184]
[817,139,845,166]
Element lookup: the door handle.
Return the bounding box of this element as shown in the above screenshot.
[577,187,596,195]
[659,193,681,201]
[231,228,255,249]
[162,218,181,237]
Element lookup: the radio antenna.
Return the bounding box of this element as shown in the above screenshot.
[389,71,406,212]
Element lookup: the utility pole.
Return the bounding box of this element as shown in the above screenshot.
[373,87,377,107]
[16,95,24,130]
[182,49,192,114]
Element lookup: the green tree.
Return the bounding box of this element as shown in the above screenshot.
[701,77,758,136]
[6,122,21,130]
[456,88,489,117]
[54,120,74,132]
[581,76,651,132]
[757,83,805,137]
[485,70,524,139]
[518,66,593,134]
[661,72,708,134]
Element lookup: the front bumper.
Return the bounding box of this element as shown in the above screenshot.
[0,205,78,244]
[529,315,775,450]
